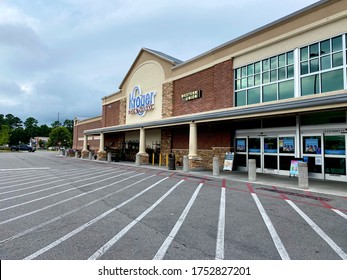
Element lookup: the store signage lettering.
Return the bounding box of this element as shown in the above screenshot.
[181,90,202,101]
[128,86,156,117]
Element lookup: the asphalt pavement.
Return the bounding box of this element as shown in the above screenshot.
[0,151,346,260]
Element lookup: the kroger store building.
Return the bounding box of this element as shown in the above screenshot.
[73,0,347,182]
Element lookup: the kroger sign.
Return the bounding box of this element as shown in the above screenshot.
[128,86,156,117]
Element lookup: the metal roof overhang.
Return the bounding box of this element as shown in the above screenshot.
[84,93,347,135]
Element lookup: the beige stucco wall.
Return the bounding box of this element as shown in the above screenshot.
[124,60,165,125]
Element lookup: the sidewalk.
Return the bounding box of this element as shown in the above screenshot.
[188,169,347,197]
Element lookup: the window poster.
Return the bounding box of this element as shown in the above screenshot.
[305,138,321,154]
[280,137,295,153]
[236,139,246,152]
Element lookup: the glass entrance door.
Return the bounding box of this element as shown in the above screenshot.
[248,137,262,172]
[263,136,278,174]
[301,134,323,179]
[324,134,346,181]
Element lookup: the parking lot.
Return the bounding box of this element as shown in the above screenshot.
[0,151,346,260]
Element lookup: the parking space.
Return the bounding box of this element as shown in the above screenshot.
[0,152,346,260]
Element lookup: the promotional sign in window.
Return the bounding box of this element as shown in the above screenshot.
[279,137,295,153]
[236,139,246,152]
[304,138,321,154]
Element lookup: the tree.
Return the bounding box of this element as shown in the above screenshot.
[48,126,72,148]
[0,125,11,146]
[9,127,28,146]
[5,114,22,129]
[51,121,61,128]
[38,124,51,137]
[24,117,39,139]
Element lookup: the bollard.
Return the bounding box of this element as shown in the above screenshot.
[75,151,78,158]
[107,152,112,162]
[298,161,309,189]
[135,154,141,166]
[248,159,256,182]
[213,156,220,176]
[88,151,92,160]
[183,155,189,172]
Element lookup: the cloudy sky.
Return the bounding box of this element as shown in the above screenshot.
[0,0,319,125]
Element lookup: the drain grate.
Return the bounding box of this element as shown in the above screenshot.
[257,187,332,202]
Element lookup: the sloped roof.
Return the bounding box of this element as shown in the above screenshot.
[119,48,182,89]
[143,48,183,65]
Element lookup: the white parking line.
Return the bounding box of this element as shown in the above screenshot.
[153,183,203,260]
[24,177,171,260]
[286,200,347,260]
[1,174,155,244]
[0,171,136,225]
[251,193,290,260]
[332,209,347,220]
[215,187,226,260]
[0,170,127,211]
[0,168,50,171]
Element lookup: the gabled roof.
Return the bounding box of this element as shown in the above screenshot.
[143,48,183,65]
[119,48,182,89]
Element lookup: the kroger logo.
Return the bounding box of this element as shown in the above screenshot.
[128,86,156,117]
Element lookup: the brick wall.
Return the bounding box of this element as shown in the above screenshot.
[103,101,120,127]
[173,59,233,116]
[162,82,174,118]
[73,118,102,150]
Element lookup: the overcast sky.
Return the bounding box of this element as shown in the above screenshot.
[0,0,319,125]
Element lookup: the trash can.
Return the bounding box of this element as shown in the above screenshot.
[168,153,176,170]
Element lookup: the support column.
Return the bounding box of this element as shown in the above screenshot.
[81,134,89,158]
[136,127,149,165]
[188,122,198,158]
[188,122,202,170]
[97,132,107,161]
[139,128,146,154]
[295,115,301,158]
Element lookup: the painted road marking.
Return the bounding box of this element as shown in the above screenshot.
[0,170,127,211]
[153,182,204,260]
[332,209,347,220]
[251,193,290,260]
[286,200,347,260]
[0,168,50,171]
[0,171,136,225]
[215,183,226,260]
[24,177,171,260]
[88,179,184,260]
[0,174,155,245]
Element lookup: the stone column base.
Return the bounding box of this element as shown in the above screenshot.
[137,153,149,165]
[97,151,107,161]
[189,156,203,170]
[81,150,89,159]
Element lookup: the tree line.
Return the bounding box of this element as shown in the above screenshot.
[0,113,74,148]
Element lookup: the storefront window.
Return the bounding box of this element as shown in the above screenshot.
[236,138,247,152]
[264,137,277,153]
[303,136,322,154]
[235,50,294,106]
[325,158,346,175]
[279,137,295,153]
[248,138,260,153]
[324,135,345,155]
[235,90,246,106]
[300,35,346,96]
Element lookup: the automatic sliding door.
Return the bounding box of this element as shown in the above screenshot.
[324,134,346,181]
[263,137,278,174]
[248,137,261,172]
